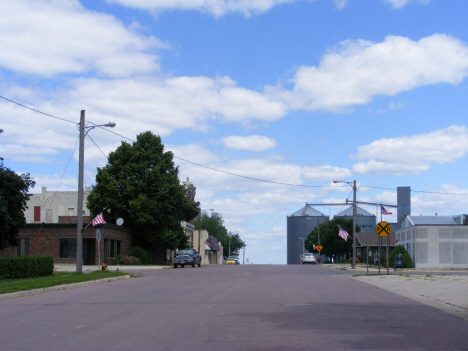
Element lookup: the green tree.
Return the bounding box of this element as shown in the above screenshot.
[87,131,200,251]
[195,211,245,256]
[304,218,359,260]
[0,165,35,250]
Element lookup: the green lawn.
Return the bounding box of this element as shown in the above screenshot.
[0,270,129,295]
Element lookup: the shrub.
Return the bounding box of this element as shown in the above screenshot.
[389,246,413,268]
[0,255,54,280]
[114,255,141,265]
[129,247,151,264]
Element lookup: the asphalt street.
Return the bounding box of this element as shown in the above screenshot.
[0,265,467,350]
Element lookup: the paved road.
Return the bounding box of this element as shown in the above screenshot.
[1,265,467,350]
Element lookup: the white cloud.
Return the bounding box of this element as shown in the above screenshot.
[221,135,277,152]
[353,125,468,175]
[411,184,468,215]
[334,0,348,10]
[303,166,351,181]
[384,0,432,9]
[279,34,468,112]
[0,0,163,77]
[105,0,304,17]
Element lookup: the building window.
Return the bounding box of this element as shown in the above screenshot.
[34,206,41,222]
[104,239,123,259]
[16,238,30,256]
[68,208,74,216]
[60,238,77,258]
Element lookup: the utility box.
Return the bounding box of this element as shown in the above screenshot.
[395,253,404,269]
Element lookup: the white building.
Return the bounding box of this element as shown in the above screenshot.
[396,216,468,269]
[25,187,92,224]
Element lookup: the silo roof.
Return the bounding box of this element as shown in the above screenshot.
[335,205,374,217]
[289,204,326,217]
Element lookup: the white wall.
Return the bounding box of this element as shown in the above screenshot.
[25,187,91,223]
[396,225,468,269]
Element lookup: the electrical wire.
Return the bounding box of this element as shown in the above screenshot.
[87,134,109,160]
[0,95,76,125]
[3,95,468,196]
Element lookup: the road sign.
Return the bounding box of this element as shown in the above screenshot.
[375,221,392,237]
[316,245,323,252]
[96,229,102,242]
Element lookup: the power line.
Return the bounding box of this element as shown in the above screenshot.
[3,95,468,196]
[0,95,76,125]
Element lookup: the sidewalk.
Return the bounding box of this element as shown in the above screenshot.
[54,264,170,272]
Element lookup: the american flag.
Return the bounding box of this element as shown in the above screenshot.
[338,225,349,241]
[380,205,392,215]
[92,212,106,226]
[313,244,315,250]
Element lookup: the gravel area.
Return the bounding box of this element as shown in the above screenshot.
[352,274,468,321]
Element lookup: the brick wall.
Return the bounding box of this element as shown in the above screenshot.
[0,223,131,265]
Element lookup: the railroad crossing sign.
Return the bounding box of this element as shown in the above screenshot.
[375,221,392,237]
[316,245,323,252]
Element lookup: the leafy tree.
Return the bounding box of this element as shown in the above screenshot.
[87,131,200,251]
[304,218,359,260]
[195,211,245,256]
[0,165,35,250]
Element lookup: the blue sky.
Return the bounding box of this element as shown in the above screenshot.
[2,0,468,264]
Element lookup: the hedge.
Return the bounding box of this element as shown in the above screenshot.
[0,255,54,280]
[129,247,151,264]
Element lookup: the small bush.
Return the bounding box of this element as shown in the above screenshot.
[114,255,141,265]
[389,246,413,268]
[0,255,54,280]
[129,247,151,264]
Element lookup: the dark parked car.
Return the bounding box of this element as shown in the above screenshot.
[174,249,201,268]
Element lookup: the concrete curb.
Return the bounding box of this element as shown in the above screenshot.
[0,275,131,302]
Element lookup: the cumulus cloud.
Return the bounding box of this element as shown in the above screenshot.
[384,0,432,9]
[105,0,304,17]
[221,135,277,152]
[352,125,468,175]
[278,34,468,112]
[334,0,348,10]
[0,0,163,77]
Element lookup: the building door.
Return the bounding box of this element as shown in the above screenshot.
[83,239,95,265]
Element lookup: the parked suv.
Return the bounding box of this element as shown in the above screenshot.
[174,249,201,268]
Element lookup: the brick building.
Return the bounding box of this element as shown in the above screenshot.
[0,222,131,265]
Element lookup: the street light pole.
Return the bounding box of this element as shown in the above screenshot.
[333,179,357,269]
[352,179,357,270]
[76,110,116,273]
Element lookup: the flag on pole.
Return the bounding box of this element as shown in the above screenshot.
[232,248,240,255]
[92,212,106,226]
[380,205,392,215]
[313,244,316,250]
[338,225,349,241]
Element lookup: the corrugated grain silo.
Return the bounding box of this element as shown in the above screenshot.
[287,204,329,264]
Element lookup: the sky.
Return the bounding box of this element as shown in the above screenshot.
[2,0,468,264]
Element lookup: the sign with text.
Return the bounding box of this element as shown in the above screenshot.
[375,221,392,237]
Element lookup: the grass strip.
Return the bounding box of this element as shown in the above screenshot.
[0,270,129,294]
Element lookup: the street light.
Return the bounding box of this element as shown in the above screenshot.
[333,179,357,269]
[77,110,116,273]
[197,208,213,253]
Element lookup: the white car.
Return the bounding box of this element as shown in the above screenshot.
[301,253,316,264]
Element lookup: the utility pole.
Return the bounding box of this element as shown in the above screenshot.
[76,111,116,273]
[352,179,357,269]
[76,110,85,273]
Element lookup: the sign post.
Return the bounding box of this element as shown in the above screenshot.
[96,229,102,270]
[375,221,392,275]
